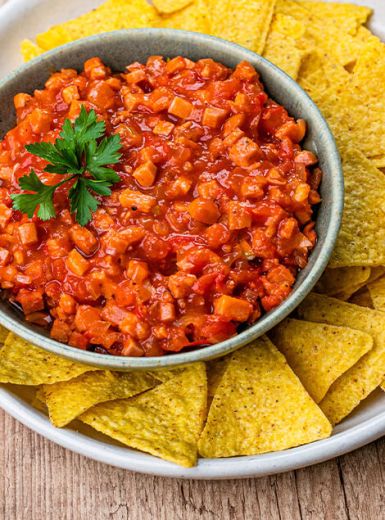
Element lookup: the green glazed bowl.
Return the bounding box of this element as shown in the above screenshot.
[0,29,343,370]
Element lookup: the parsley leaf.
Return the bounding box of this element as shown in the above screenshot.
[12,108,122,226]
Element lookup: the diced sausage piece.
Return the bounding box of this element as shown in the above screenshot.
[294,150,318,166]
[293,183,311,203]
[69,224,98,255]
[124,69,146,84]
[119,312,139,335]
[223,113,245,136]
[18,223,38,245]
[166,176,192,198]
[84,57,108,80]
[202,107,228,128]
[59,293,77,315]
[28,109,51,134]
[105,226,145,255]
[74,305,101,332]
[197,180,222,200]
[16,288,44,314]
[14,93,32,110]
[168,272,197,298]
[188,198,220,224]
[168,96,193,119]
[87,81,115,110]
[66,249,90,276]
[0,247,10,266]
[166,56,186,74]
[46,237,71,257]
[241,177,265,199]
[205,223,231,249]
[153,120,175,136]
[121,337,144,357]
[229,136,262,167]
[214,295,252,321]
[222,127,244,148]
[126,260,149,283]
[119,189,156,213]
[275,119,306,143]
[62,85,80,104]
[50,319,72,343]
[133,161,157,187]
[158,302,176,322]
[228,202,252,230]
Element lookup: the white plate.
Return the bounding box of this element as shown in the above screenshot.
[0,0,385,479]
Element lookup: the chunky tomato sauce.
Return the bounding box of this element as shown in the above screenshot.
[0,56,321,356]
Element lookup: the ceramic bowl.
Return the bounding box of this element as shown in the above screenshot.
[0,29,343,370]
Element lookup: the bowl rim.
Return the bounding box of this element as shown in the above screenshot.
[0,28,344,370]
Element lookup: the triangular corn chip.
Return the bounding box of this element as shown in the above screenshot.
[298,293,385,424]
[81,363,207,467]
[0,333,97,385]
[198,336,331,458]
[270,318,373,403]
[40,370,159,427]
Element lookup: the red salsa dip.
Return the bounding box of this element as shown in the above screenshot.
[0,56,321,356]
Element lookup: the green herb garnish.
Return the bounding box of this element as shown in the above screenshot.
[11,107,122,226]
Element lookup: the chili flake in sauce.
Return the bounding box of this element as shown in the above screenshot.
[0,56,321,356]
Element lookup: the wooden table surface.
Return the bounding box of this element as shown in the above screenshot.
[1,408,385,520]
[1,1,385,518]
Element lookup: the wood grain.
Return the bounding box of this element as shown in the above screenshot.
[1,408,385,520]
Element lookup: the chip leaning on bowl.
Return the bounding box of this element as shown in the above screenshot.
[2,0,385,469]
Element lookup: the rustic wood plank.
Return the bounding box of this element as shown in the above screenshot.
[1,407,384,520]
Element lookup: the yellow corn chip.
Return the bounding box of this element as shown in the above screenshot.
[298,293,385,424]
[297,1,371,34]
[198,336,331,458]
[34,0,160,51]
[262,14,307,79]
[0,325,8,344]
[40,370,158,427]
[315,267,370,297]
[20,39,44,62]
[327,147,385,268]
[0,333,97,385]
[209,0,276,54]
[367,267,385,284]
[348,287,373,308]
[270,318,373,403]
[158,0,209,32]
[153,0,193,15]
[81,363,207,467]
[206,356,231,401]
[367,277,385,312]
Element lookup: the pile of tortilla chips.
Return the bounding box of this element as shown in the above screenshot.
[1,0,385,467]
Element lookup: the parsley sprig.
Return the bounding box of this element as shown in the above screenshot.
[11,107,122,226]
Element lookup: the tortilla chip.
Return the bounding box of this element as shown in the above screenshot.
[0,333,97,385]
[297,1,371,34]
[348,287,373,308]
[209,0,276,54]
[315,267,370,297]
[328,147,385,268]
[298,293,385,424]
[0,325,8,344]
[34,0,160,51]
[206,356,231,401]
[262,14,307,79]
[367,277,385,312]
[81,363,207,467]
[270,318,373,403]
[40,370,159,427]
[158,0,209,32]
[153,0,193,15]
[198,336,331,458]
[20,39,44,62]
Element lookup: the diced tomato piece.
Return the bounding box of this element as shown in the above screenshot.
[188,198,220,225]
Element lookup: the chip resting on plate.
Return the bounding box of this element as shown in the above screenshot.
[315,267,371,298]
[298,293,385,424]
[40,370,159,427]
[327,147,385,267]
[158,0,209,32]
[209,0,276,54]
[25,0,160,53]
[80,363,207,467]
[152,0,193,14]
[0,325,8,344]
[0,333,97,385]
[198,336,331,458]
[262,14,306,79]
[270,318,373,403]
[206,355,231,402]
[367,277,385,311]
